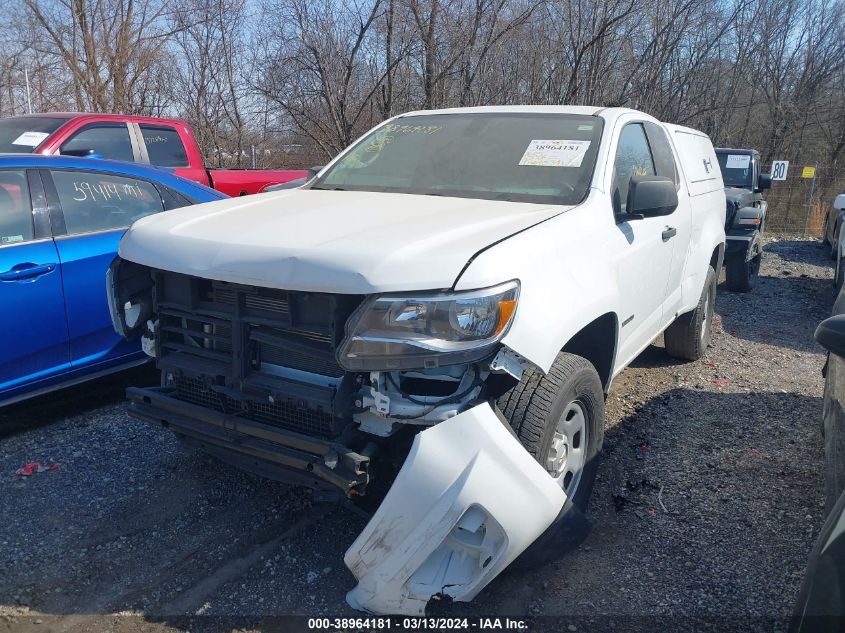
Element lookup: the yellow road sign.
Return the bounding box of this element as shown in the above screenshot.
[802,166,816,179]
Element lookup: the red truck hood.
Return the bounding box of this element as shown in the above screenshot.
[189,168,308,196]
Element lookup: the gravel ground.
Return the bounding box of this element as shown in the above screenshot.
[0,235,833,632]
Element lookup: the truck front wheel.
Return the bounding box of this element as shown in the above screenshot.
[496,352,604,568]
[664,265,717,360]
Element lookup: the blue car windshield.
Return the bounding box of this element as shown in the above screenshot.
[0,117,66,153]
[313,113,604,205]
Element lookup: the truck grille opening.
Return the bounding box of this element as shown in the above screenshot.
[153,271,362,438]
[174,375,337,437]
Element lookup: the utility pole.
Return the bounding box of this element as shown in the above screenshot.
[24,68,33,114]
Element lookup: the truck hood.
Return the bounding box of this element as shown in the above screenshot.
[724,187,756,226]
[119,189,567,293]
[724,186,755,205]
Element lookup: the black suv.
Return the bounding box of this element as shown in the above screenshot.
[715,148,772,291]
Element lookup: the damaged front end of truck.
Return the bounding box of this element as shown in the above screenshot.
[107,257,566,615]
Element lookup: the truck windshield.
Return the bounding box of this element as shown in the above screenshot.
[313,113,604,205]
[0,117,66,153]
[716,151,754,188]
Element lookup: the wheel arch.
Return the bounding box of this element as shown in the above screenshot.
[486,311,619,400]
[710,242,725,277]
[560,312,618,393]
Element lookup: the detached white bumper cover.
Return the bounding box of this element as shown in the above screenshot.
[344,403,566,615]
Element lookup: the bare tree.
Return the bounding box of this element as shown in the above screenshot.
[256,0,404,156]
[21,0,183,113]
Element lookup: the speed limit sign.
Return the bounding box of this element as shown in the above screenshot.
[771,160,789,181]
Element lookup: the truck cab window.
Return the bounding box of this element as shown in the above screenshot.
[140,125,189,168]
[50,170,164,234]
[60,124,134,162]
[0,170,33,245]
[644,121,679,187]
[612,123,656,214]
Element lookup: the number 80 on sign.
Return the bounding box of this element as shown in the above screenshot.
[771,160,789,181]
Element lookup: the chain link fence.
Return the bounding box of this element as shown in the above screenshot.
[763,163,844,236]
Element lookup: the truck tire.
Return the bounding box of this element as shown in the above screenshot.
[496,352,604,568]
[664,265,717,360]
[725,253,761,292]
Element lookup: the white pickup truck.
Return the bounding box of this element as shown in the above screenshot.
[108,106,726,615]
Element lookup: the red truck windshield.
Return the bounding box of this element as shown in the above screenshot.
[0,117,67,153]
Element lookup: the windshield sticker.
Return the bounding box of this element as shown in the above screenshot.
[519,140,591,167]
[725,154,751,169]
[12,131,50,147]
[1,234,24,244]
[578,125,594,131]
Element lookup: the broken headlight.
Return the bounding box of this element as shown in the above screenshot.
[338,281,519,371]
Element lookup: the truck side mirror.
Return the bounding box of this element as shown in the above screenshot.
[816,315,845,358]
[625,176,678,219]
[307,165,325,180]
[758,173,772,192]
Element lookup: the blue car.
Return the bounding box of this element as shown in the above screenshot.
[0,155,226,406]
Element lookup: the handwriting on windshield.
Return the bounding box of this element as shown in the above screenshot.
[70,180,147,203]
[382,124,443,135]
[362,124,443,153]
[365,136,394,152]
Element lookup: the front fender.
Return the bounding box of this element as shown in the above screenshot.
[452,203,619,373]
[345,403,565,615]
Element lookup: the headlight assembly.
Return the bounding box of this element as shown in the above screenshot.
[338,280,519,371]
[106,257,153,340]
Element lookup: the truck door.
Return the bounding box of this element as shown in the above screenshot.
[42,168,166,368]
[643,121,691,320]
[135,123,212,188]
[609,122,675,364]
[0,170,70,395]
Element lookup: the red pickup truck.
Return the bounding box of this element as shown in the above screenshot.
[0,113,307,196]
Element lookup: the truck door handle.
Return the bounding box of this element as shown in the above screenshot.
[0,262,56,281]
[662,226,677,242]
